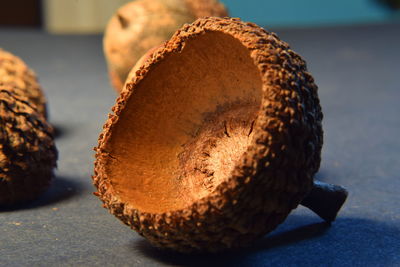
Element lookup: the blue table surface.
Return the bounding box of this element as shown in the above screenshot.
[0,23,399,266]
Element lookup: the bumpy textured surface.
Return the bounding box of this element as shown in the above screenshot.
[0,87,57,205]
[94,17,323,252]
[103,0,228,92]
[0,49,47,117]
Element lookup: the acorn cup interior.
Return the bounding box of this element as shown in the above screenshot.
[106,31,263,214]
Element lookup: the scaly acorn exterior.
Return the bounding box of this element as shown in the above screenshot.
[0,86,57,206]
[94,17,323,252]
[0,49,48,118]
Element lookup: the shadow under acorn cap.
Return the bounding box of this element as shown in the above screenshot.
[93,17,346,253]
[0,176,82,212]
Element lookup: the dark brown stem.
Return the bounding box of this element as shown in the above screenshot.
[300,180,348,223]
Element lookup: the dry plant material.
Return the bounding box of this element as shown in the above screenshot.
[94,17,348,252]
[0,49,47,117]
[103,0,228,92]
[0,86,57,206]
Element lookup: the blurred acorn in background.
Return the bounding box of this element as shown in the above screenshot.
[103,0,228,92]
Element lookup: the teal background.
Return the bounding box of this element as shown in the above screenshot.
[219,0,398,27]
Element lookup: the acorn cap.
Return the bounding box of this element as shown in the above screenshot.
[0,49,48,117]
[103,0,228,92]
[94,17,323,252]
[0,86,57,206]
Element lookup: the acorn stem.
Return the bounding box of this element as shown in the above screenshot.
[300,180,348,222]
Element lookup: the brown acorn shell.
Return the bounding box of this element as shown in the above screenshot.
[0,86,57,206]
[103,0,228,92]
[94,17,323,252]
[0,49,48,117]
[184,0,228,18]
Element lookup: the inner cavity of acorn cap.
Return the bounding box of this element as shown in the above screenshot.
[105,31,263,214]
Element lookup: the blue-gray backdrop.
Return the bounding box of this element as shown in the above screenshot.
[220,0,396,27]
